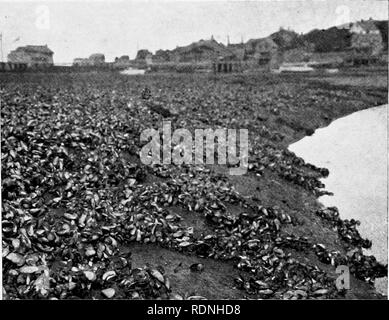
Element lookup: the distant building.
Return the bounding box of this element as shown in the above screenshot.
[115,55,130,64]
[349,19,383,55]
[153,49,174,63]
[244,37,279,67]
[72,53,106,67]
[270,28,300,50]
[0,62,27,72]
[135,49,153,65]
[227,43,246,60]
[147,36,284,72]
[213,56,242,73]
[88,53,105,65]
[7,45,54,68]
[170,38,236,63]
[345,19,384,66]
[112,55,131,69]
[350,19,381,35]
[73,58,90,66]
[135,49,152,60]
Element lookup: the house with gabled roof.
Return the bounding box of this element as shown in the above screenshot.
[7,45,54,68]
[349,18,383,56]
[245,37,278,64]
[169,37,237,63]
[240,37,280,69]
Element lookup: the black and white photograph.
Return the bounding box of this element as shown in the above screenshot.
[0,0,388,308]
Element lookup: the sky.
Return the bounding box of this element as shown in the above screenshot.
[0,0,388,63]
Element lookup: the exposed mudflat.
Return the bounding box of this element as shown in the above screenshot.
[1,70,387,299]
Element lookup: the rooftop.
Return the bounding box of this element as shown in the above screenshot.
[13,45,53,54]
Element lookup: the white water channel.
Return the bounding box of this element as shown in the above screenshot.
[120,68,146,75]
[289,104,388,295]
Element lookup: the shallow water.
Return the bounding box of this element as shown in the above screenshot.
[289,104,388,295]
[120,68,145,75]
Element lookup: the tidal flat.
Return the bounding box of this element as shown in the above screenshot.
[1,69,387,299]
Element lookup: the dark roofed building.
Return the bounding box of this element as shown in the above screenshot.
[135,49,153,65]
[7,45,54,68]
[118,55,130,63]
[349,19,383,56]
[88,53,105,65]
[227,43,246,60]
[270,28,300,50]
[171,38,236,63]
[73,58,90,66]
[153,49,174,63]
[114,55,131,67]
[135,49,152,60]
[244,37,279,67]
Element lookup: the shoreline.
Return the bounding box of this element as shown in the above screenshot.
[289,104,388,295]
